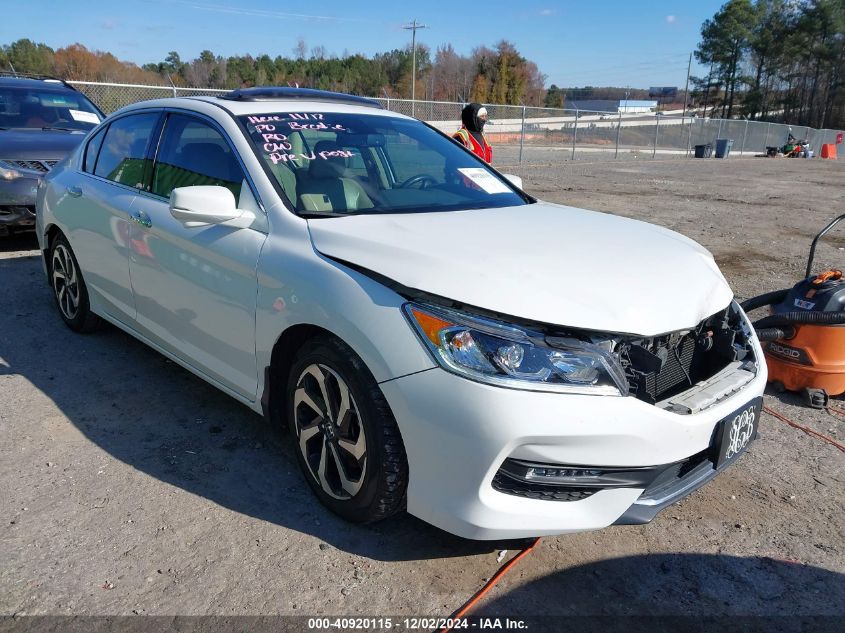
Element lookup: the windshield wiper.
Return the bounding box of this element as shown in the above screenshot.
[298,211,345,219]
[41,126,78,132]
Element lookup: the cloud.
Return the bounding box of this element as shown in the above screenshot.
[539,8,558,16]
[99,19,118,30]
[666,15,677,24]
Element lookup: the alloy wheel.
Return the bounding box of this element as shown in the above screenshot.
[293,363,367,500]
[52,244,80,320]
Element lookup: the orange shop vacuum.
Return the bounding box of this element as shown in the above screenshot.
[741,213,845,408]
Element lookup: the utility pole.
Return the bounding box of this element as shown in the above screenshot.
[403,19,429,117]
[682,52,692,122]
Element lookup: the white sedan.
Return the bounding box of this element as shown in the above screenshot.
[36,88,766,539]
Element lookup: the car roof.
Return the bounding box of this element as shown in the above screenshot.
[201,95,402,117]
[0,76,76,90]
[113,87,408,121]
[116,96,410,121]
[218,86,382,109]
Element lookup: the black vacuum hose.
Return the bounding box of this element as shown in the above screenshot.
[740,289,789,312]
[755,326,796,342]
[753,310,845,330]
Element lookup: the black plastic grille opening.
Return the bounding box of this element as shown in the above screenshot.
[491,471,597,502]
[492,448,715,504]
[0,206,35,216]
[4,159,57,173]
[637,449,713,501]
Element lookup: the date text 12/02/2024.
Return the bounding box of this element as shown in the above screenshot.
[306,617,528,630]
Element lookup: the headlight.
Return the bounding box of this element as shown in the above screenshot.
[0,160,40,181]
[404,303,629,395]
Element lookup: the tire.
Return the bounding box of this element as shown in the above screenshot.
[287,335,408,523]
[49,233,102,333]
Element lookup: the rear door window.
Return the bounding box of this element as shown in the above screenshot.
[94,112,160,188]
[83,125,107,174]
[151,114,244,201]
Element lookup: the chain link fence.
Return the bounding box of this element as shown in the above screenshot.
[69,81,227,115]
[70,81,843,166]
[366,97,843,165]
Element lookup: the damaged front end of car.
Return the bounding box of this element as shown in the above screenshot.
[404,296,759,414]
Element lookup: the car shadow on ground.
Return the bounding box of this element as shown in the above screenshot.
[481,552,844,623]
[0,231,39,253]
[0,250,529,562]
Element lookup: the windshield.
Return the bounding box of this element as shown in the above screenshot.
[239,111,529,216]
[0,85,102,131]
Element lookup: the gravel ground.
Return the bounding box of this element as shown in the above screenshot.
[1,156,843,624]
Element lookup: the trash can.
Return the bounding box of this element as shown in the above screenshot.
[694,144,712,158]
[715,138,734,158]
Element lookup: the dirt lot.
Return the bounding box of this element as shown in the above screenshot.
[1,157,843,625]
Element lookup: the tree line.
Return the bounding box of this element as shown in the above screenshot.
[0,37,657,113]
[146,40,546,105]
[6,2,845,129]
[0,37,546,106]
[693,0,845,128]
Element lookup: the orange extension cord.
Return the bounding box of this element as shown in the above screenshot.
[763,405,845,453]
[438,537,541,633]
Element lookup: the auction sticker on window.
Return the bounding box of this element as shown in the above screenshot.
[69,109,100,124]
[457,168,511,194]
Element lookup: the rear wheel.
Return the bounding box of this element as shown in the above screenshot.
[49,234,101,333]
[287,336,408,523]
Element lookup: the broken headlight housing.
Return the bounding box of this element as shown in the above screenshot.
[404,303,629,395]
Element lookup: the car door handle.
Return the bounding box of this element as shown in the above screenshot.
[129,210,152,228]
[66,185,82,197]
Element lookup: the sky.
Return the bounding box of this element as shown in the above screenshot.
[2,0,729,89]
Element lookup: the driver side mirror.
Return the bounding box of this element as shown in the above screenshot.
[170,186,244,227]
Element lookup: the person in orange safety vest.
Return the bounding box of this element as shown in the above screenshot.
[453,103,493,163]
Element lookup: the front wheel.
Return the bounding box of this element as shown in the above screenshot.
[287,336,408,523]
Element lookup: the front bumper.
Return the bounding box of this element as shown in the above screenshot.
[380,354,767,540]
[0,177,40,232]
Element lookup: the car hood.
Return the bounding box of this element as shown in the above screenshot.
[307,202,734,336]
[0,128,89,160]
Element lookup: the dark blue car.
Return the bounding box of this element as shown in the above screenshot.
[0,74,103,235]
